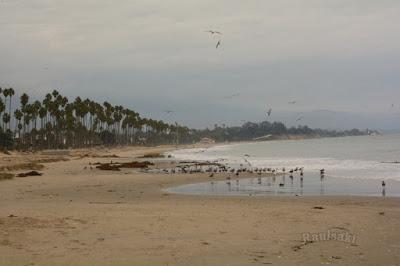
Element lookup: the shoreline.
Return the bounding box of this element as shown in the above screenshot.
[0,145,400,265]
[163,171,400,198]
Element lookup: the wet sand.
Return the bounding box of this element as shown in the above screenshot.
[0,146,400,265]
[166,173,400,197]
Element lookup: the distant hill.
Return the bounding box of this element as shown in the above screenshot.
[192,120,372,143]
[272,110,400,133]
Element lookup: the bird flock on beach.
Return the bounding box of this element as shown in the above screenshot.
[145,152,327,182]
[145,158,331,195]
[146,162,305,179]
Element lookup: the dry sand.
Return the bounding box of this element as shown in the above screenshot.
[0,146,399,266]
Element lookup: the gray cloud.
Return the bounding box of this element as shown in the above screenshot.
[0,0,399,129]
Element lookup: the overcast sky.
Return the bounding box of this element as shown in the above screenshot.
[0,0,399,129]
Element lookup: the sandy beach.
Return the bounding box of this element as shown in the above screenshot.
[1,146,400,266]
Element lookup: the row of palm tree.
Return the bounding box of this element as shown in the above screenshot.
[0,87,370,151]
[0,88,192,150]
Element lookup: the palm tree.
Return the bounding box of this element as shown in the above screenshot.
[0,88,2,129]
[20,93,29,146]
[2,113,10,129]
[0,97,5,132]
[7,88,15,131]
[2,89,9,130]
[38,105,47,148]
[14,109,23,147]
[113,106,123,144]
[1,87,201,149]
[2,88,8,108]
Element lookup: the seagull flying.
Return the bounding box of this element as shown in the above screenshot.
[164,110,173,114]
[205,30,222,35]
[223,93,240,99]
[288,101,297,104]
[267,108,272,117]
[216,40,221,49]
[296,116,304,122]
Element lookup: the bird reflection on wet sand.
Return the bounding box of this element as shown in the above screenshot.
[168,170,396,197]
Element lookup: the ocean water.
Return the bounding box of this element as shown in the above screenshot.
[167,134,400,197]
[171,134,400,181]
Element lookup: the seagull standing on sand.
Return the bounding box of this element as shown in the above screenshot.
[382,181,386,196]
[244,158,252,167]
